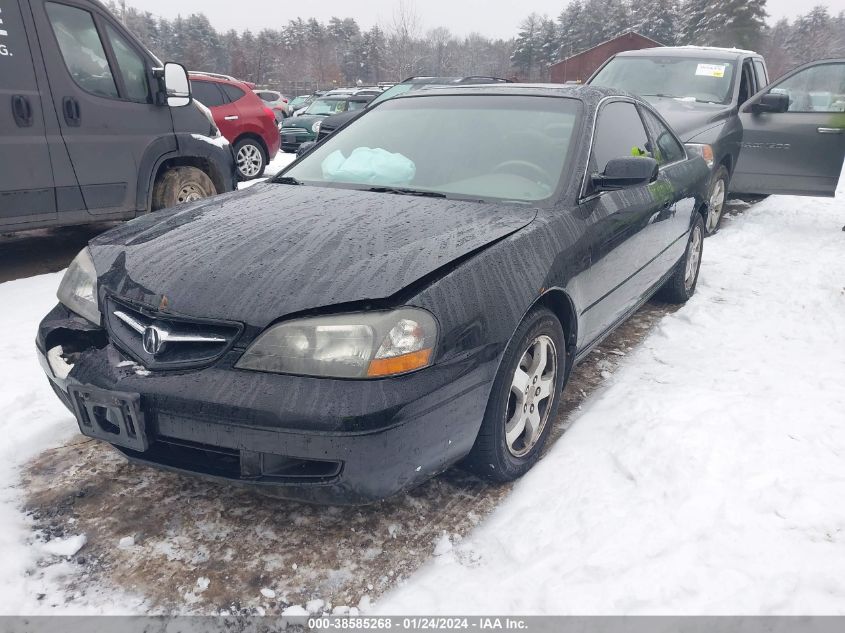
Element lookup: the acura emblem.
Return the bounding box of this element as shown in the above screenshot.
[142,326,166,355]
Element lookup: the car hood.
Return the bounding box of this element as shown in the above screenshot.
[643,96,734,141]
[282,114,326,127]
[89,184,537,327]
[320,110,364,131]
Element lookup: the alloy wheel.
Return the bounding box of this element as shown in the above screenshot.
[237,144,263,178]
[684,225,703,292]
[505,335,557,457]
[707,178,726,233]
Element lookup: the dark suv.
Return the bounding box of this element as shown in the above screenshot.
[590,47,769,234]
[1,0,236,233]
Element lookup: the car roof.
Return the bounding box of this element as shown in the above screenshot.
[615,46,761,60]
[395,82,632,104]
[400,76,510,85]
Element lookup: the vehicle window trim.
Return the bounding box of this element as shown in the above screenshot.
[43,0,152,104]
[636,103,688,171]
[756,60,845,114]
[100,19,153,104]
[579,96,664,202]
[191,79,229,107]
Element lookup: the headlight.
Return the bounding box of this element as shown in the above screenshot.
[685,143,714,168]
[311,120,321,134]
[57,248,100,325]
[235,308,438,378]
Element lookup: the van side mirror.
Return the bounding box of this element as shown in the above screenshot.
[751,91,789,114]
[591,156,658,191]
[164,62,191,107]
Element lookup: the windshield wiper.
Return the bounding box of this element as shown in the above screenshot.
[367,186,446,198]
[274,176,302,185]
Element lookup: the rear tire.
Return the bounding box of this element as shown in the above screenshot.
[463,307,566,482]
[234,138,267,180]
[657,213,704,304]
[703,165,729,236]
[151,166,216,211]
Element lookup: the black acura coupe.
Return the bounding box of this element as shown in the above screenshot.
[37,85,710,504]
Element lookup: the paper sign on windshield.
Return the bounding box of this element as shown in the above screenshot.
[695,63,726,78]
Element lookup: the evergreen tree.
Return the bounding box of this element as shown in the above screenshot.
[679,0,712,44]
[510,13,544,80]
[701,0,768,49]
[631,0,680,44]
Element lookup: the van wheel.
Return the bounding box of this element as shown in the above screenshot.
[151,167,217,211]
[463,307,566,482]
[234,139,266,180]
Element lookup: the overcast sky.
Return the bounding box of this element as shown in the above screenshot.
[133,0,845,40]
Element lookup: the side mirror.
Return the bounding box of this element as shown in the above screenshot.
[164,62,191,107]
[296,141,317,158]
[751,91,789,114]
[591,156,659,191]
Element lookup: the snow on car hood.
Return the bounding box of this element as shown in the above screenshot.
[88,183,537,327]
[643,96,734,142]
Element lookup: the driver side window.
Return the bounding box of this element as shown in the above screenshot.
[588,101,651,193]
[773,62,845,113]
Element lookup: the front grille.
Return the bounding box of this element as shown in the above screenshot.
[104,297,241,371]
[281,127,308,135]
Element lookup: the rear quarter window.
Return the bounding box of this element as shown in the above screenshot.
[190,80,226,107]
[221,84,246,102]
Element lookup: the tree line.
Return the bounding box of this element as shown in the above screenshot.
[512,1,845,80]
[110,0,844,92]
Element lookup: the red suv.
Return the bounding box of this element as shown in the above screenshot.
[189,73,280,180]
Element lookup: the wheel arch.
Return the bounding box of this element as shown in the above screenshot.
[531,288,579,380]
[234,132,269,160]
[150,156,229,210]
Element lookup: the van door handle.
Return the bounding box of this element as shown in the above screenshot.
[62,97,81,127]
[11,95,33,127]
[818,127,844,134]
[223,115,239,121]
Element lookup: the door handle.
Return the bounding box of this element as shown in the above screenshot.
[818,127,844,134]
[62,96,81,127]
[224,115,239,121]
[11,95,33,127]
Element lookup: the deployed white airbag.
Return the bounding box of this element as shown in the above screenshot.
[322,147,416,186]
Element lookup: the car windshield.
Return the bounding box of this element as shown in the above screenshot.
[278,95,581,203]
[305,98,348,115]
[290,96,309,108]
[591,56,737,105]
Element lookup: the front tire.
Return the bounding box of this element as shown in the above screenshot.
[151,166,216,211]
[234,138,267,181]
[704,165,729,236]
[657,213,704,304]
[464,307,566,482]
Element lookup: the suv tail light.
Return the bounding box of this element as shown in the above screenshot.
[263,107,275,121]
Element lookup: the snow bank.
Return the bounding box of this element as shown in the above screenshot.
[377,192,845,614]
[0,273,85,613]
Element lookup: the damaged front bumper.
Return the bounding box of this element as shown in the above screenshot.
[36,304,491,504]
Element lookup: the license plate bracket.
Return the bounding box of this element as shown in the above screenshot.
[68,385,148,452]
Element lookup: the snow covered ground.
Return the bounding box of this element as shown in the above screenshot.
[377,190,845,615]
[238,151,296,189]
[0,174,843,615]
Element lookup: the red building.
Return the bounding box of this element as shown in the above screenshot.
[549,32,663,84]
